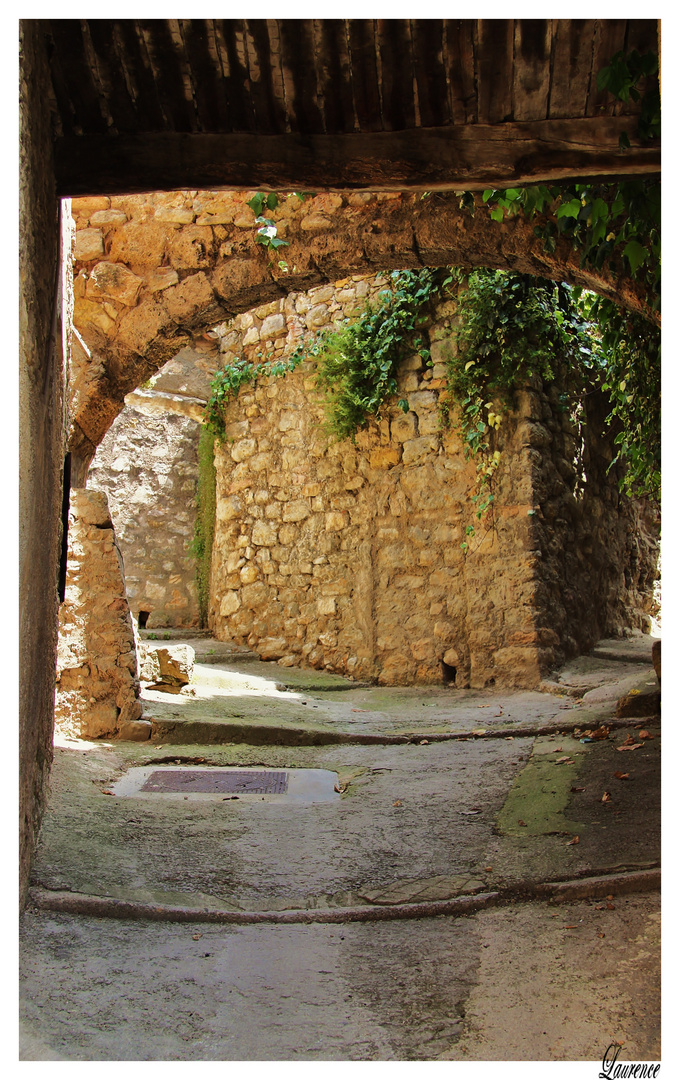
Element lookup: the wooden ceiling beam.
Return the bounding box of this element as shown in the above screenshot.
[54,116,659,197]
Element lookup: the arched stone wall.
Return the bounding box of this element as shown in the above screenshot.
[207,276,658,688]
[70,189,656,474]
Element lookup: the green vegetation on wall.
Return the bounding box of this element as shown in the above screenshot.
[301,267,452,441]
[191,427,217,628]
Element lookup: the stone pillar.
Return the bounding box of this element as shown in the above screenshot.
[55,489,149,741]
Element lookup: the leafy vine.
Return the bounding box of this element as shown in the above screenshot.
[443,269,598,550]
[297,267,454,441]
[204,352,305,440]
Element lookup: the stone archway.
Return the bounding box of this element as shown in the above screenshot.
[70,188,656,476]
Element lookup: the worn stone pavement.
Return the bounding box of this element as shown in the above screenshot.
[20,635,661,1062]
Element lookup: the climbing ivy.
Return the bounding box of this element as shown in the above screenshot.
[444,269,599,549]
[469,51,660,312]
[298,267,453,441]
[444,268,660,549]
[575,291,660,499]
[191,427,217,627]
[204,351,306,440]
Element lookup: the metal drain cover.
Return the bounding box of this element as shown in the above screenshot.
[111,766,340,803]
[141,769,289,795]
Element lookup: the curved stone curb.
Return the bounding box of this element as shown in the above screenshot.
[29,868,659,926]
[144,714,658,748]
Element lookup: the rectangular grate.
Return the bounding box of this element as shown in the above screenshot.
[140,769,289,795]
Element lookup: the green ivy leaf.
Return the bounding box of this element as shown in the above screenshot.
[623,239,649,274]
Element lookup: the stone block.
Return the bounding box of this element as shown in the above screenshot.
[369,447,401,469]
[391,412,418,442]
[231,438,257,462]
[252,521,278,546]
[283,500,311,522]
[402,436,440,465]
[220,592,241,616]
[74,297,116,335]
[117,720,152,741]
[261,313,287,338]
[74,228,104,261]
[86,261,144,306]
[89,209,128,228]
[258,637,289,660]
[217,495,243,521]
[325,511,348,532]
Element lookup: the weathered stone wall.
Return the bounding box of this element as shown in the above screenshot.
[527,383,659,664]
[88,402,201,628]
[55,490,148,741]
[209,279,659,688]
[19,21,72,906]
[68,187,657,472]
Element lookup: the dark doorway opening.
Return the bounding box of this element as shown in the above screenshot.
[441,660,457,685]
[137,610,151,629]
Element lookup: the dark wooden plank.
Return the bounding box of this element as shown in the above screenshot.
[623,19,660,117]
[55,117,660,197]
[410,20,449,128]
[178,20,231,133]
[111,21,169,132]
[46,21,109,135]
[443,19,477,124]
[213,20,253,133]
[477,19,514,123]
[548,19,596,119]
[261,19,290,134]
[513,20,552,121]
[243,19,285,135]
[314,20,357,134]
[137,20,197,132]
[276,19,325,134]
[624,19,658,58]
[44,24,78,137]
[347,20,384,132]
[85,21,141,134]
[375,20,415,130]
[586,20,627,116]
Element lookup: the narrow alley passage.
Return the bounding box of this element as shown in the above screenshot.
[20,635,660,1061]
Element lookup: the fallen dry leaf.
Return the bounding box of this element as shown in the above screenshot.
[613,771,630,780]
[601,791,612,802]
[192,934,202,941]
[638,730,654,739]
[606,902,616,910]
[571,786,585,792]
[553,747,564,753]
[334,783,349,794]
[589,726,610,740]
[420,739,429,745]
[566,835,580,845]
[471,729,487,736]
[485,866,493,872]
[598,932,606,938]
[101,790,115,796]
[607,895,614,901]
[517,819,527,827]
[565,925,579,929]
[393,800,402,807]
[617,743,644,752]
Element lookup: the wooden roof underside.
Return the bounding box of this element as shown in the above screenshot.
[43,18,661,196]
